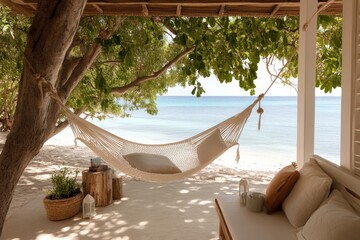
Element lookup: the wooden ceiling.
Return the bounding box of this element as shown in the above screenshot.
[1,0,342,17]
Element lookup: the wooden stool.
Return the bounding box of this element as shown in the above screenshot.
[82,169,113,207]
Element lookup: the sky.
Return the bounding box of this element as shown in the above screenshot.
[165,61,341,97]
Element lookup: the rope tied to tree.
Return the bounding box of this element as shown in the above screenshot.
[23,54,70,114]
[23,54,53,107]
[23,54,90,147]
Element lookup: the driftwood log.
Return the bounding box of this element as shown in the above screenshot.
[82,169,113,207]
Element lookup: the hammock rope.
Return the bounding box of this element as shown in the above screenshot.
[303,0,335,31]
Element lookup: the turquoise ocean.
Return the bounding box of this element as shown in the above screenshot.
[91,96,341,168]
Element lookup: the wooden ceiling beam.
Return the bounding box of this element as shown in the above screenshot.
[83,0,333,5]
[176,5,182,16]
[270,4,281,17]
[218,4,225,16]
[1,0,343,17]
[28,3,36,10]
[9,0,342,5]
[91,3,104,14]
[10,0,27,4]
[142,4,149,16]
[13,0,301,7]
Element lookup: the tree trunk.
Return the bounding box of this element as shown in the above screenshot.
[0,1,86,235]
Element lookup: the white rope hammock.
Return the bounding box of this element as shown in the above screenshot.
[51,46,297,182]
[61,96,262,182]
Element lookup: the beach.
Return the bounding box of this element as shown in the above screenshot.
[1,128,281,240]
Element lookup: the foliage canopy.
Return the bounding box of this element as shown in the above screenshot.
[0,7,342,132]
[0,7,29,130]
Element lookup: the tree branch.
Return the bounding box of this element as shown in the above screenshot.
[49,120,69,138]
[59,44,102,99]
[59,57,82,87]
[58,34,85,87]
[264,56,297,91]
[59,17,123,100]
[111,46,195,95]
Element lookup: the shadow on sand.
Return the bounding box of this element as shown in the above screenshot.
[2,144,275,240]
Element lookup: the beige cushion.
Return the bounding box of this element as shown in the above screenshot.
[282,160,332,227]
[297,190,360,240]
[197,129,227,164]
[123,153,181,174]
[216,195,297,240]
[265,164,300,214]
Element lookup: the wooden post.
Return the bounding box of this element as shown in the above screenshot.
[112,177,123,200]
[297,0,317,168]
[82,169,113,207]
[341,0,356,170]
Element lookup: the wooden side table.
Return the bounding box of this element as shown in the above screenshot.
[82,169,113,207]
[112,177,123,200]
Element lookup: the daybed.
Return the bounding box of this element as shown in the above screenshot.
[215,155,360,240]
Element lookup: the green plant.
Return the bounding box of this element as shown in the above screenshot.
[47,167,81,200]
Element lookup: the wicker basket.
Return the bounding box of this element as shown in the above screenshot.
[43,192,83,221]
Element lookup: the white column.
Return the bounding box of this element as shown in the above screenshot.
[297,0,317,167]
[340,0,356,169]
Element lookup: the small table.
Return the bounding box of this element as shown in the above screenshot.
[82,169,113,207]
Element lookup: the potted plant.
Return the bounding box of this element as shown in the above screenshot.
[43,167,83,221]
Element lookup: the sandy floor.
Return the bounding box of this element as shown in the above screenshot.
[0,129,287,240]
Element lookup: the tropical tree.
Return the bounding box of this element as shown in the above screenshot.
[0,1,342,234]
[316,15,342,92]
[0,7,29,131]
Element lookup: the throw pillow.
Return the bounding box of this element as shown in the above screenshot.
[197,129,228,164]
[297,190,360,240]
[123,153,181,174]
[282,159,332,227]
[265,163,300,214]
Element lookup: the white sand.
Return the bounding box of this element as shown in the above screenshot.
[0,128,289,240]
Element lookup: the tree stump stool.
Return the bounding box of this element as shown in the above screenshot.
[82,169,113,207]
[112,177,123,200]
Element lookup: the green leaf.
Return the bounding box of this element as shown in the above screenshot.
[208,18,216,28]
[113,35,121,45]
[94,70,108,93]
[186,35,195,47]
[101,99,110,110]
[118,49,127,62]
